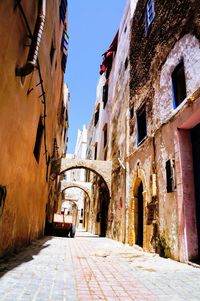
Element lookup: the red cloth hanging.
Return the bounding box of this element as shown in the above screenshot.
[99,31,119,75]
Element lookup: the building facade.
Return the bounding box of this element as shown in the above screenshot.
[86,0,133,239]
[86,0,200,263]
[128,0,200,262]
[0,0,69,257]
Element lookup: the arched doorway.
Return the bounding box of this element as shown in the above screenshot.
[129,171,147,249]
[136,182,143,247]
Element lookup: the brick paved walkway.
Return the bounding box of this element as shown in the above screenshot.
[0,229,200,301]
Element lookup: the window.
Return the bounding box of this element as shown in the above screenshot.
[61,30,69,72]
[50,40,55,65]
[60,0,68,24]
[172,60,187,108]
[62,30,69,57]
[104,147,108,161]
[136,104,147,145]
[166,159,176,192]
[33,117,44,162]
[145,0,155,35]
[102,84,108,108]
[130,106,134,119]
[103,124,108,148]
[61,54,67,72]
[0,185,6,217]
[125,57,129,70]
[94,143,98,160]
[94,105,100,126]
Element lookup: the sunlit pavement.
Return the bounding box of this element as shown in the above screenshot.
[0,229,200,301]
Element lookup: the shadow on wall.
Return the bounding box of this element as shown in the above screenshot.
[0,236,53,278]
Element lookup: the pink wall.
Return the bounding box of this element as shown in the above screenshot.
[176,122,198,260]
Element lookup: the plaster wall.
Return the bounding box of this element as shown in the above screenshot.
[0,1,67,256]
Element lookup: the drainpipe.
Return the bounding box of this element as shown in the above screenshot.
[16,0,46,76]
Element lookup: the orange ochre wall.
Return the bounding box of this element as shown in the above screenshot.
[0,0,66,257]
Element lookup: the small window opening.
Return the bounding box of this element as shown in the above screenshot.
[125,57,129,70]
[136,104,147,145]
[166,159,176,192]
[50,40,56,65]
[145,0,155,35]
[94,143,98,160]
[94,105,100,126]
[104,147,108,161]
[130,106,134,119]
[33,117,44,162]
[102,84,108,108]
[103,124,108,148]
[0,185,6,216]
[172,60,187,108]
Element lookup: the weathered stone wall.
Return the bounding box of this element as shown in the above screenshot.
[107,0,133,243]
[0,1,67,257]
[130,0,200,97]
[129,0,200,260]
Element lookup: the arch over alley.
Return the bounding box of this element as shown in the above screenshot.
[61,180,92,200]
[60,158,112,196]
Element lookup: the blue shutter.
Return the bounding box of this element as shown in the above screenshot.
[62,30,69,56]
[145,0,155,35]
[60,0,68,23]
[61,30,69,72]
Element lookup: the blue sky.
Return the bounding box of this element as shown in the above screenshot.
[65,0,127,153]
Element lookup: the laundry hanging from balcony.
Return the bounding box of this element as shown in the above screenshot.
[99,31,119,75]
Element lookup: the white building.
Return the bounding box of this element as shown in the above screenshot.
[62,125,88,224]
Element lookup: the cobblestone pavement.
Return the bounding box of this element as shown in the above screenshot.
[0,229,200,301]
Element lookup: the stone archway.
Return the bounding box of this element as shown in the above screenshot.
[129,168,148,249]
[61,183,91,229]
[60,158,112,237]
[60,158,112,196]
[61,181,92,200]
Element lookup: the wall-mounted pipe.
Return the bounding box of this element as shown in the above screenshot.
[16,0,46,76]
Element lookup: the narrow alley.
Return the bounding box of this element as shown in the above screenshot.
[1,1,200,301]
[1,230,200,301]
